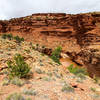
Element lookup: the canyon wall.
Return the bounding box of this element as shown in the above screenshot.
[0,13,100,77]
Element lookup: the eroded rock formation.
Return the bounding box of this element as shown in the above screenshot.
[0,12,100,77]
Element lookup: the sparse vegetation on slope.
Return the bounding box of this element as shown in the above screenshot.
[62,85,74,93]
[11,77,25,86]
[7,54,31,78]
[22,88,37,96]
[68,64,87,75]
[14,36,24,43]
[6,93,31,100]
[50,46,62,64]
[0,34,100,100]
[2,33,13,40]
[1,33,24,43]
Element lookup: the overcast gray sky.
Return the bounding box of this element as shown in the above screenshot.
[0,0,100,20]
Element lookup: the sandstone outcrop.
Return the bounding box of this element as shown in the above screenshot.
[0,12,100,77]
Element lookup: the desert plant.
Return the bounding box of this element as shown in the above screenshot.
[36,17,41,21]
[76,78,83,83]
[14,36,24,43]
[42,45,45,49]
[7,33,13,40]
[6,93,25,100]
[62,84,74,93]
[24,49,30,54]
[2,78,10,86]
[93,76,100,84]
[68,64,87,75]
[22,88,37,96]
[42,76,51,81]
[46,16,48,19]
[11,77,24,86]
[2,33,7,39]
[2,33,13,40]
[90,87,96,92]
[76,73,86,80]
[36,44,39,50]
[35,68,43,74]
[50,46,62,64]
[7,54,31,78]
[90,93,100,99]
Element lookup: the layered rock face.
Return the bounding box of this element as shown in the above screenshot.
[0,13,100,77]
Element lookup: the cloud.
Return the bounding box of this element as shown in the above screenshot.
[0,0,100,20]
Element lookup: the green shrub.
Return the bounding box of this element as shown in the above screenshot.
[6,93,25,100]
[90,93,100,99]
[76,78,83,83]
[36,44,39,50]
[76,73,86,80]
[35,68,43,74]
[2,33,13,40]
[24,49,30,54]
[11,77,24,87]
[68,64,87,75]
[1,34,24,42]
[2,78,10,86]
[93,76,100,84]
[90,87,96,92]
[14,36,24,43]
[2,34,7,39]
[42,76,51,81]
[50,46,62,64]
[62,84,74,93]
[7,33,13,40]
[7,54,31,78]
[36,17,41,21]
[22,88,37,96]
[42,45,45,49]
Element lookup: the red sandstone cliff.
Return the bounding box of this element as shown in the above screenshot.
[0,13,100,49]
[0,12,100,77]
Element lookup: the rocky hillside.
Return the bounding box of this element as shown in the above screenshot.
[0,35,100,100]
[0,12,100,77]
[0,13,100,52]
